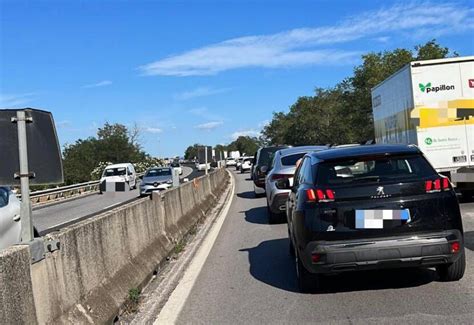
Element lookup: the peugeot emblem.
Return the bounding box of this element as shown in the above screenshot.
[376,186,384,195]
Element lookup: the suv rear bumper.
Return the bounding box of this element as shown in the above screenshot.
[302,230,463,274]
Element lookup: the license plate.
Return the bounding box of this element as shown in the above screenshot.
[355,209,410,229]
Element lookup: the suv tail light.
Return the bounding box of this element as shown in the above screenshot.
[306,189,335,203]
[425,177,451,193]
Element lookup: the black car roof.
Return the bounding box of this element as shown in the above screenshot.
[310,144,421,161]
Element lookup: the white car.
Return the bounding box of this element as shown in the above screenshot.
[225,157,237,167]
[240,157,254,173]
[170,162,183,175]
[195,162,211,171]
[0,187,21,250]
[99,163,137,192]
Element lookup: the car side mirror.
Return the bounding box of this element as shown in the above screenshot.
[260,166,268,174]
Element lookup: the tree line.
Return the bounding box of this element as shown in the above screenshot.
[261,40,457,146]
[184,135,263,160]
[62,123,156,184]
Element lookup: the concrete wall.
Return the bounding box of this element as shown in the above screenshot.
[0,246,37,324]
[0,169,229,324]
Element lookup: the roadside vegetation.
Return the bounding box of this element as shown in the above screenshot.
[184,135,263,160]
[62,123,161,184]
[261,40,457,145]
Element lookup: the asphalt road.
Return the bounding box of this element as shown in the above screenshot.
[33,166,195,233]
[174,170,474,324]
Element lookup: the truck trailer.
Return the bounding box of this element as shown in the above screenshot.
[371,56,474,198]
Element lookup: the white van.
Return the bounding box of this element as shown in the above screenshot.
[100,163,137,192]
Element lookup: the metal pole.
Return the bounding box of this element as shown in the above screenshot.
[16,110,34,242]
[205,146,208,175]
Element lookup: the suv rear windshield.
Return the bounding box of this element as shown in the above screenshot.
[316,154,437,186]
[258,146,287,167]
[281,152,306,166]
[146,168,172,177]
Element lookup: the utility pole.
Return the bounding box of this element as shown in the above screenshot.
[12,110,34,242]
[204,146,208,175]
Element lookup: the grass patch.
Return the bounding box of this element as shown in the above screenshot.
[174,240,185,254]
[123,287,141,314]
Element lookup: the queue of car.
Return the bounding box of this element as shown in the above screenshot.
[239,144,466,293]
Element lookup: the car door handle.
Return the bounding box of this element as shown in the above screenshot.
[13,214,21,222]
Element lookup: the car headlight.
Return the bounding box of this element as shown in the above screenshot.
[167,180,173,184]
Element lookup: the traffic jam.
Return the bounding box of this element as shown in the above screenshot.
[228,56,473,293]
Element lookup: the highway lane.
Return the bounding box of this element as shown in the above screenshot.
[172,170,474,324]
[34,166,195,233]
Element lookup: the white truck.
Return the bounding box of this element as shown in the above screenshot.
[372,56,474,198]
[228,151,241,159]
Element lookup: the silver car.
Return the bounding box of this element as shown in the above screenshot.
[265,146,327,223]
[140,167,173,196]
[0,186,21,250]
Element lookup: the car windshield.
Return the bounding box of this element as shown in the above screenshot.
[0,187,9,208]
[170,162,180,167]
[316,154,437,186]
[281,152,307,166]
[103,167,126,177]
[146,168,172,177]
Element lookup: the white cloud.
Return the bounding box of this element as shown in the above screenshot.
[56,120,72,129]
[231,129,261,140]
[139,2,473,77]
[258,119,270,129]
[195,121,223,130]
[0,92,36,108]
[175,86,230,100]
[82,80,112,88]
[374,36,390,43]
[144,127,163,134]
[188,107,223,121]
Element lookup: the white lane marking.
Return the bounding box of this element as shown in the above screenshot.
[179,166,194,179]
[154,171,235,325]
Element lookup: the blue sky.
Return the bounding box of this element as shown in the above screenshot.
[1,0,473,157]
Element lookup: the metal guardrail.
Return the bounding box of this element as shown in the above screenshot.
[19,173,145,206]
[27,180,101,205]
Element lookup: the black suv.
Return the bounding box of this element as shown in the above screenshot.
[284,145,465,292]
[252,146,288,196]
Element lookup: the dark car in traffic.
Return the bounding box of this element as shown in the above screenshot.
[251,145,288,197]
[284,145,465,292]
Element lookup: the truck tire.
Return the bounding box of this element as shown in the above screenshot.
[436,249,466,281]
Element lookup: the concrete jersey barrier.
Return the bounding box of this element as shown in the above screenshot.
[0,168,229,324]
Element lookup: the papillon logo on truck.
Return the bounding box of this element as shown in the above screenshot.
[419,82,455,93]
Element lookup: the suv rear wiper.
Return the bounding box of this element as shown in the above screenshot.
[351,176,381,183]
